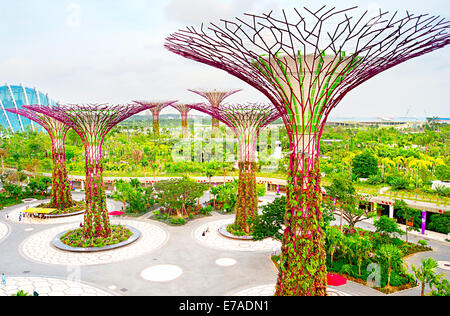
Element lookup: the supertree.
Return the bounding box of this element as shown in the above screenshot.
[171,103,194,138]
[24,102,174,238]
[187,103,280,233]
[134,101,170,136]
[5,108,73,210]
[188,89,241,136]
[165,6,450,295]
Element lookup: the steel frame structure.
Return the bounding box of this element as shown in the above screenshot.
[24,102,175,237]
[187,102,280,233]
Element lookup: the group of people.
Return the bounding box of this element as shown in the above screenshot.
[201,227,210,237]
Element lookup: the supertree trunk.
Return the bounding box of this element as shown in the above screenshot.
[153,115,160,136]
[24,102,175,239]
[276,132,327,295]
[181,111,189,138]
[235,161,258,233]
[83,144,110,238]
[49,137,73,210]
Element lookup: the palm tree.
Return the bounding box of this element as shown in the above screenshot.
[353,235,373,276]
[325,227,343,268]
[381,157,395,179]
[376,244,403,288]
[412,258,439,296]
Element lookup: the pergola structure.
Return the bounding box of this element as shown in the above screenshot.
[6,108,73,210]
[188,89,241,136]
[165,6,450,295]
[171,103,194,138]
[134,101,171,136]
[187,103,280,233]
[24,102,174,237]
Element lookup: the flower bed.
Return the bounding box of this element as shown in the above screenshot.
[60,225,133,248]
[226,223,251,237]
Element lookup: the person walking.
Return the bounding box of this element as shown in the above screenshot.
[1,273,6,286]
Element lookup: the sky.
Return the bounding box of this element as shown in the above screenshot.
[0,0,449,118]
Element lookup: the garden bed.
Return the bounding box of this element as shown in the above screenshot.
[37,201,86,217]
[218,224,252,240]
[52,225,140,252]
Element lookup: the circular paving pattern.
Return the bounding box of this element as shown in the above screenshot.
[20,219,168,266]
[140,265,183,282]
[0,221,9,242]
[193,218,281,252]
[231,284,351,296]
[215,258,237,267]
[0,277,114,296]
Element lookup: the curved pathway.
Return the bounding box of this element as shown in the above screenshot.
[193,217,281,252]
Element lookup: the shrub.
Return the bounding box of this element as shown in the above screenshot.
[390,177,410,190]
[418,240,428,247]
[367,174,382,185]
[200,205,213,215]
[340,264,355,277]
[169,217,187,226]
[427,213,450,234]
[256,184,267,197]
[435,185,450,197]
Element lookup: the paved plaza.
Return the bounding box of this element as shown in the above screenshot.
[0,221,9,242]
[0,277,115,296]
[0,193,448,296]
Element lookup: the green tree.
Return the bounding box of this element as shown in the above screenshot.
[154,177,206,217]
[374,216,404,238]
[394,200,421,243]
[325,175,376,232]
[251,196,286,242]
[352,152,379,178]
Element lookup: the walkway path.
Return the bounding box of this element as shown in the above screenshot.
[0,192,447,296]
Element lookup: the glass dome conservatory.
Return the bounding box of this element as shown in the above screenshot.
[0,83,56,133]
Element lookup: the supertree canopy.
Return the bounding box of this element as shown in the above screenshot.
[134,101,171,136]
[171,103,194,138]
[24,102,174,237]
[187,103,280,233]
[188,89,241,135]
[5,108,73,210]
[165,6,450,296]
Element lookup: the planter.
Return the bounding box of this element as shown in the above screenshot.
[218,224,253,240]
[51,225,141,253]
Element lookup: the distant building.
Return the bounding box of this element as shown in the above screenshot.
[427,117,450,124]
[0,83,56,133]
[326,117,426,129]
